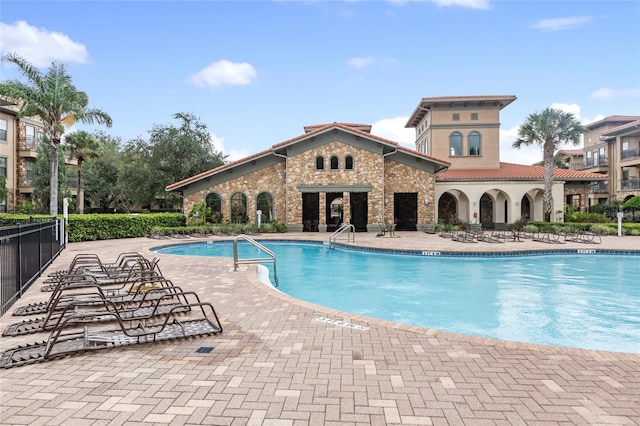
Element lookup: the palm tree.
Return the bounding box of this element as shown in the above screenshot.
[513,108,584,221]
[64,130,100,214]
[0,53,112,217]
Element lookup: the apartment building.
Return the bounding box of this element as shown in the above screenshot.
[579,115,640,206]
[0,98,77,213]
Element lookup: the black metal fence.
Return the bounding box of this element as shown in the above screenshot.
[0,220,65,315]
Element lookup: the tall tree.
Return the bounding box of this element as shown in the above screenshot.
[31,138,70,214]
[0,53,112,217]
[513,108,584,221]
[63,130,100,214]
[84,132,126,212]
[120,113,226,210]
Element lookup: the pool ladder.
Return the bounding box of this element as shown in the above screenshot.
[233,234,278,286]
[329,224,355,248]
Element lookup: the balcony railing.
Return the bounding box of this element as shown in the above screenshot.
[620,179,640,190]
[621,150,640,162]
[571,159,609,170]
[589,182,609,194]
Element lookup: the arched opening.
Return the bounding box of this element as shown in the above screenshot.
[230,192,247,223]
[205,192,222,223]
[480,193,494,226]
[256,192,274,222]
[326,193,343,231]
[315,156,324,170]
[520,195,531,221]
[438,192,458,223]
[330,156,339,170]
[345,155,354,170]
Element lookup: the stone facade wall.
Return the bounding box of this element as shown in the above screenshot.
[384,160,436,224]
[184,162,286,223]
[181,140,437,228]
[564,186,589,212]
[285,141,384,225]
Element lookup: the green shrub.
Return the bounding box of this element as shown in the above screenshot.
[67,213,186,242]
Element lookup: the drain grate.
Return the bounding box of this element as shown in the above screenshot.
[195,346,215,354]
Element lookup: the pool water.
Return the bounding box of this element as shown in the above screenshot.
[155,241,640,353]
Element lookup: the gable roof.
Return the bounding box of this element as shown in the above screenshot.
[166,122,451,191]
[436,162,607,182]
[304,122,372,133]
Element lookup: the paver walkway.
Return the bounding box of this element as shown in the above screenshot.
[1,232,639,425]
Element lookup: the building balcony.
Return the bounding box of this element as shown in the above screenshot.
[589,182,609,194]
[621,150,640,165]
[620,179,640,190]
[571,159,609,172]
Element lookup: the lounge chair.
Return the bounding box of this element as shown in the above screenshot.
[533,232,565,244]
[0,296,222,369]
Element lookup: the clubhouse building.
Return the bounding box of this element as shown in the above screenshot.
[166,95,607,231]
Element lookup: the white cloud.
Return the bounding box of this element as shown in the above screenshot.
[388,0,491,9]
[0,21,90,67]
[371,116,414,147]
[500,125,544,165]
[591,87,640,100]
[210,133,250,162]
[530,16,592,31]
[347,56,396,70]
[189,60,257,89]
[550,102,582,120]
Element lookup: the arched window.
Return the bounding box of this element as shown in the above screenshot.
[316,156,324,170]
[256,192,274,222]
[330,155,339,170]
[205,192,223,222]
[345,155,354,170]
[230,192,247,223]
[468,131,481,156]
[450,132,462,156]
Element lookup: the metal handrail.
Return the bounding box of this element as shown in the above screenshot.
[329,224,355,247]
[233,234,278,286]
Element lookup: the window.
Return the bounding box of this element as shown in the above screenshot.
[0,119,7,142]
[449,132,462,156]
[345,155,354,170]
[315,156,324,170]
[330,155,339,170]
[0,157,7,177]
[257,192,274,222]
[452,113,460,121]
[26,125,35,147]
[468,131,481,156]
[230,192,247,223]
[205,192,222,222]
[0,196,6,213]
[470,113,478,120]
[25,161,35,184]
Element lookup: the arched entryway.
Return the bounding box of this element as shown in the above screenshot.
[438,192,458,223]
[480,193,494,225]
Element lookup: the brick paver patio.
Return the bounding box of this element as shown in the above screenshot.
[1,232,639,425]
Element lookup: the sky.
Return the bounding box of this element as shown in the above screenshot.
[1,0,639,166]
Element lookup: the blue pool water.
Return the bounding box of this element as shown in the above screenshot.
[155,241,640,353]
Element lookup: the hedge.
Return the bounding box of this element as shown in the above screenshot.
[0,213,186,242]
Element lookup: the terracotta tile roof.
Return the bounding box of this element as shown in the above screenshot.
[167,122,451,191]
[303,122,372,133]
[585,115,640,130]
[406,95,517,127]
[436,162,607,181]
[420,95,517,104]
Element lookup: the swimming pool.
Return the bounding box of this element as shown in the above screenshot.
[155,241,640,353]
